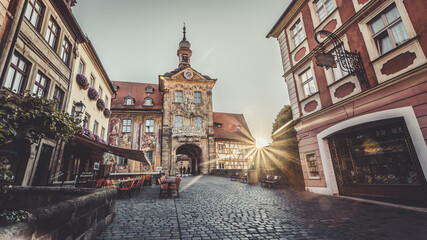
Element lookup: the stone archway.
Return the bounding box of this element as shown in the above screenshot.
[176,144,202,175]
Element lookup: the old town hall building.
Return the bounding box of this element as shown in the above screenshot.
[108,27,255,176]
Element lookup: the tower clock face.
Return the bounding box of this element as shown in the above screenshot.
[183,70,194,79]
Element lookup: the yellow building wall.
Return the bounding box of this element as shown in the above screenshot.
[67,43,114,141]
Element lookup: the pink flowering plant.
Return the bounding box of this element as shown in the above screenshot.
[87,87,99,101]
[96,99,105,111]
[76,74,89,90]
[103,108,111,118]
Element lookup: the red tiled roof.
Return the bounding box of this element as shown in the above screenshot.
[213,112,255,143]
[110,81,162,110]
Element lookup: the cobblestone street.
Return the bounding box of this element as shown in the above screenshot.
[97,176,427,240]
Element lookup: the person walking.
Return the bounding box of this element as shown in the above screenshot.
[183,166,187,176]
[179,166,183,176]
[187,165,191,176]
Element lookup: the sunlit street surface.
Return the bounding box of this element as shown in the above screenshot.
[97,176,427,240]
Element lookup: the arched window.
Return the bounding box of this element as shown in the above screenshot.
[182,54,188,63]
[124,96,134,106]
[143,97,153,106]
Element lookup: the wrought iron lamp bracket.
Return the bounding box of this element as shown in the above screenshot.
[314,30,370,88]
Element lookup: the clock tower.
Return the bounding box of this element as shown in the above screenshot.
[159,26,216,176]
[177,25,192,68]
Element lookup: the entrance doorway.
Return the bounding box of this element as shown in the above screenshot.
[327,117,427,206]
[176,144,202,175]
[32,144,54,186]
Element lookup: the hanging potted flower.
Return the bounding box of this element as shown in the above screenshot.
[96,99,105,111]
[88,87,99,101]
[103,108,111,118]
[76,74,89,90]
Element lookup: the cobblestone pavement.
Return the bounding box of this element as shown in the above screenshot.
[97,175,427,240]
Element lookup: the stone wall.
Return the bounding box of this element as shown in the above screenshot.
[0,187,117,240]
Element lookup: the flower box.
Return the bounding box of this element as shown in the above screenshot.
[88,87,99,101]
[96,99,105,111]
[103,108,111,118]
[76,74,89,90]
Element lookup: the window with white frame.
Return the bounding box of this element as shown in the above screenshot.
[316,0,334,22]
[90,75,95,87]
[305,152,320,178]
[291,19,305,47]
[101,127,105,140]
[175,115,183,128]
[83,113,90,129]
[78,60,85,75]
[219,163,224,169]
[195,116,203,128]
[93,121,99,135]
[98,87,103,99]
[175,90,183,103]
[105,96,109,108]
[145,119,154,133]
[124,97,134,106]
[143,97,153,106]
[369,4,409,55]
[122,119,131,133]
[194,91,202,104]
[299,68,317,97]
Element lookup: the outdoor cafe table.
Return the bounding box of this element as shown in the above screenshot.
[164,177,178,196]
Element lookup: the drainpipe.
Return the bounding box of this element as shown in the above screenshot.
[0,0,28,87]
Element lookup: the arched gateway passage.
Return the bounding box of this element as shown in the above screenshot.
[176,144,202,175]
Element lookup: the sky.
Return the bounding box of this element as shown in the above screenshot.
[73,0,292,144]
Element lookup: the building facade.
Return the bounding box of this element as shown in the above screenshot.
[0,0,85,186]
[108,82,163,173]
[213,112,255,170]
[268,0,427,205]
[58,39,116,182]
[108,28,255,176]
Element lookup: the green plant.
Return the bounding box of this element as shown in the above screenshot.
[0,89,81,225]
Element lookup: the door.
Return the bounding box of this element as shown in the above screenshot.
[328,117,427,206]
[32,144,54,186]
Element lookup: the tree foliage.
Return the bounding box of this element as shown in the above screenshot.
[0,89,81,145]
[272,105,293,134]
[269,105,304,189]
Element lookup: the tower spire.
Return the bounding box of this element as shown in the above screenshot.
[183,23,186,40]
[178,24,192,68]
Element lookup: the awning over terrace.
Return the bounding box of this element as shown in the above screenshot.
[72,135,149,165]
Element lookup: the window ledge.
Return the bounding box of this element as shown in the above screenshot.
[299,91,319,102]
[327,73,353,88]
[290,38,308,55]
[308,176,321,180]
[370,36,419,65]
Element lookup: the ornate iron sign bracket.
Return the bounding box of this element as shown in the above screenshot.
[315,30,370,88]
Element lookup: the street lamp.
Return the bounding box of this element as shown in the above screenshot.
[74,101,86,124]
[74,101,86,115]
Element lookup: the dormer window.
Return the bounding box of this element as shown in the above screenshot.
[124,96,135,106]
[143,97,153,106]
[145,86,154,93]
